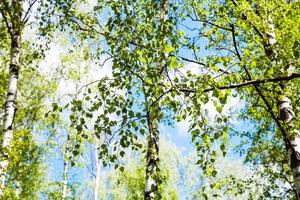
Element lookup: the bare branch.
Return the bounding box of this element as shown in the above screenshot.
[187,14,232,31]
[231,24,242,61]
[173,73,300,99]
[151,73,300,107]
[179,56,232,75]
[178,56,207,67]
[76,78,114,95]
[22,0,39,24]
[204,73,300,92]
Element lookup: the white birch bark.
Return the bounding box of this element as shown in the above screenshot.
[61,157,69,200]
[266,16,300,199]
[278,97,300,198]
[62,135,71,200]
[144,2,167,199]
[144,117,160,200]
[0,0,22,195]
[94,138,101,200]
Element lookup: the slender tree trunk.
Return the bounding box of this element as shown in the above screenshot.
[62,135,71,200]
[144,116,160,200]
[61,158,69,200]
[144,1,167,199]
[94,138,101,200]
[94,160,101,200]
[278,96,300,198]
[265,16,300,198]
[0,1,23,195]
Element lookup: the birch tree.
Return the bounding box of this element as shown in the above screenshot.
[0,0,42,195]
[45,42,100,199]
[50,0,184,199]
[0,1,23,194]
[0,0,58,196]
[182,0,300,198]
[96,138,184,200]
[96,0,181,198]
[92,137,103,200]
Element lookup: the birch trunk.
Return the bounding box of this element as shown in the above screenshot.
[61,158,69,200]
[94,138,101,200]
[94,159,101,200]
[0,0,22,195]
[144,1,168,199]
[266,16,300,199]
[144,116,160,200]
[278,97,300,198]
[62,136,71,200]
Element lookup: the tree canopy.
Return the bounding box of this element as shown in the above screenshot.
[0,0,299,199]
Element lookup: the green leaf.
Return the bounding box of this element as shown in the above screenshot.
[164,45,175,53]
[170,60,179,68]
[129,110,134,117]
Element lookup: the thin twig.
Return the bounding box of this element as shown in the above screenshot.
[22,0,39,24]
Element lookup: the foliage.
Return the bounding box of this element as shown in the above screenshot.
[40,181,81,200]
[1,130,45,200]
[0,0,300,199]
[100,138,186,200]
[0,5,57,197]
[182,0,300,198]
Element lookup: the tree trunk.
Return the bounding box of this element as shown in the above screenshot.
[266,16,300,199]
[61,157,69,200]
[278,96,300,199]
[144,116,160,200]
[144,1,167,199]
[94,138,101,200]
[144,0,168,200]
[0,1,22,195]
[62,136,71,200]
[94,160,100,200]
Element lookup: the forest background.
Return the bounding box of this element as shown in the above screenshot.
[0,0,299,199]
